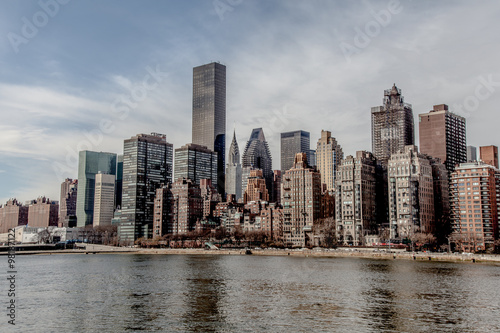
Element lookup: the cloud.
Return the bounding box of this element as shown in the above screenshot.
[1,0,500,203]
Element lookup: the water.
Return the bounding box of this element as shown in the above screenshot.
[7,254,500,332]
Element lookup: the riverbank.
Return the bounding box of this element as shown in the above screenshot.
[6,244,500,264]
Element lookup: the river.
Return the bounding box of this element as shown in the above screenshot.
[8,254,500,332]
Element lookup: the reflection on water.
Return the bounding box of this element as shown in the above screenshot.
[14,254,500,332]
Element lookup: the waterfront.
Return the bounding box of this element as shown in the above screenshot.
[10,254,500,332]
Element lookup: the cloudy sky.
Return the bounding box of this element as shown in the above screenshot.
[1,0,499,204]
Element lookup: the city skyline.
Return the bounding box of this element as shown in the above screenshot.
[1,1,500,204]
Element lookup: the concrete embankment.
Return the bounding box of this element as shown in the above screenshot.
[3,245,500,264]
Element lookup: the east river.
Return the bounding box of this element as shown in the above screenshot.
[8,254,500,332]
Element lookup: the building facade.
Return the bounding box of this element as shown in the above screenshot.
[225,131,242,201]
[388,146,435,240]
[467,146,477,162]
[59,178,78,227]
[169,178,203,234]
[480,145,499,169]
[192,62,226,194]
[450,162,499,252]
[371,84,414,164]
[76,151,117,227]
[281,130,310,173]
[243,169,270,203]
[419,104,466,175]
[174,143,218,188]
[0,199,28,233]
[28,197,59,228]
[335,151,377,246]
[281,153,321,247]
[242,128,273,200]
[316,130,344,192]
[272,170,282,205]
[120,133,173,242]
[93,173,116,227]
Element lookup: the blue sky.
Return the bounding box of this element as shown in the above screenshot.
[1,0,500,204]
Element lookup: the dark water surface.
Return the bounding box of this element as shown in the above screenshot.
[9,254,500,332]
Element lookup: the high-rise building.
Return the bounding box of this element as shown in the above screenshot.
[428,157,451,244]
[153,184,172,238]
[281,153,321,247]
[28,197,59,228]
[120,133,173,242]
[316,130,344,192]
[76,151,117,227]
[335,151,377,246]
[225,131,242,201]
[272,170,282,205]
[59,179,78,227]
[480,145,499,169]
[169,178,203,234]
[371,84,414,164]
[93,173,116,227]
[308,149,316,168]
[243,169,270,203]
[281,130,310,173]
[115,155,123,209]
[0,199,28,233]
[174,143,218,188]
[192,62,226,195]
[467,146,477,162]
[419,104,467,175]
[388,146,434,240]
[450,161,500,252]
[242,128,273,199]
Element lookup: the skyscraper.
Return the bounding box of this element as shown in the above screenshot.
[450,161,500,252]
[467,146,477,162]
[282,153,321,247]
[281,130,310,173]
[59,178,78,227]
[371,84,414,164]
[174,143,218,188]
[93,173,116,227]
[335,151,377,246]
[388,145,435,240]
[316,130,343,192]
[120,133,173,242]
[225,130,242,201]
[115,155,123,209]
[192,62,226,195]
[76,151,117,227]
[480,145,499,169]
[419,104,466,176]
[242,128,273,200]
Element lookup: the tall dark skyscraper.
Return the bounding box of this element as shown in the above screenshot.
[371,84,414,164]
[280,130,310,173]
[192,62,226,195]
[242,128,273,200]
[174,143,218,187]
[119,133,173,243]
[76,151,117,227]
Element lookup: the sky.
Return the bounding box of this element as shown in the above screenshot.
[0,0,499,205]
